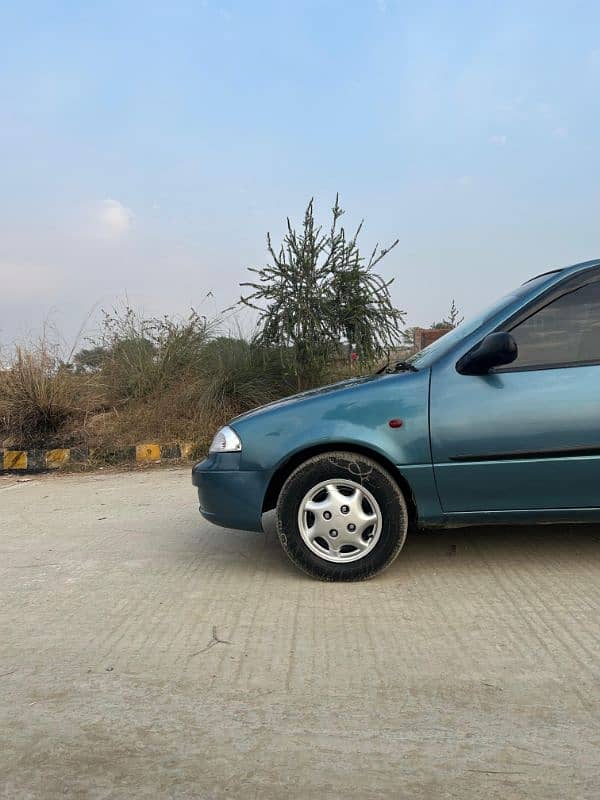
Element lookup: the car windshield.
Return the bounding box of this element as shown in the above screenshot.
[407,272,561,368]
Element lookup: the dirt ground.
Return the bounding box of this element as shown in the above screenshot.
[1,467,599,799]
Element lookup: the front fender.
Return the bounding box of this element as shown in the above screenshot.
[234,369,432,471]
[232,370,442,524]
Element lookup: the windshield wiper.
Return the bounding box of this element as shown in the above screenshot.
[375,360,419,375]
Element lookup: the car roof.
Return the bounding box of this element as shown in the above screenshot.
[525,258,600,284]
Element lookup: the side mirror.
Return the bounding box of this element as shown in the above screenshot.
[456,332,518,375]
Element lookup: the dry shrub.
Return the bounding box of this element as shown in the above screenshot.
[94,307,210,403]
[78,336,296,451]
[0,305,360,456]
[0,338,93,447]
[75,310,299,449]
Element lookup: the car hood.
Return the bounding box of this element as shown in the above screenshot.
[230,372,404,425]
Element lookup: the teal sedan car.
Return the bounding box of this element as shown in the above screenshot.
[193,259,600,580]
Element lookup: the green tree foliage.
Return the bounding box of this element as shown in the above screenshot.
[239,196,405,386]
[401,326,418,350]
[200,337,296,412]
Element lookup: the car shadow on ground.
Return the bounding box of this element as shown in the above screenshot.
[256,511,600,579]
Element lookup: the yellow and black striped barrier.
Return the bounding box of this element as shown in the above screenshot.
[1,442,200,473]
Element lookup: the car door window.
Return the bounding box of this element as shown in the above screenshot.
[504,280,600,370]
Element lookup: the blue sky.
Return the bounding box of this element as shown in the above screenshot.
[2,0,600,345]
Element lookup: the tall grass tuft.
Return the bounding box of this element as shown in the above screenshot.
[94,306,212,403]
[0,304,358,455]
[0,337,87,446]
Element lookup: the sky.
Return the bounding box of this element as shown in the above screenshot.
[2,0,600,349]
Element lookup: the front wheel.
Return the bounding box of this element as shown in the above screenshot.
[276,451,408,581]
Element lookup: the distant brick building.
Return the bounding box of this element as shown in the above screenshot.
[413,326,452,351]
[385,325,453,364]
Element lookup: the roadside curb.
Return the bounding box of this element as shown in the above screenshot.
[1,442,200,473]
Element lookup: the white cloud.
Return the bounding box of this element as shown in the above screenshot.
[553,126,569,139]
[489,134,507,147]
[99,198,133,238]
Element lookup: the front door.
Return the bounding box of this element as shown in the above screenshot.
[430,278,600,512]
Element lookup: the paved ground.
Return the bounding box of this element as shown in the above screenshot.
[1,467,599,799]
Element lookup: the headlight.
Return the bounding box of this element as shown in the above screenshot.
[209,425,242,454]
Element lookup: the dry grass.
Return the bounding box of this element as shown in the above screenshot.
[0,339,97,447]
[0,309,358,456]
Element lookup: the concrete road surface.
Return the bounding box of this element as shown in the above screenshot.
[1,468,599,799]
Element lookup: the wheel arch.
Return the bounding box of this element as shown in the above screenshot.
[262,442,418,528]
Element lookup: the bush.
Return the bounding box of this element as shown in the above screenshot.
[0,338,88,446]
[93,306,211,403]
[0,305,359,455]
[200,337,296,414]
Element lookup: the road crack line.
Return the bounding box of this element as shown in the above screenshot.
[190,626,232,656]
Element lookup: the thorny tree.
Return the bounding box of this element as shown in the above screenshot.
[239,196,405,386]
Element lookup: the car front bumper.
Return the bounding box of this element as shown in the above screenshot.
[191,454,269,532]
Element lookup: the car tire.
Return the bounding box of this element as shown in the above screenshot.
[276,451,408,581]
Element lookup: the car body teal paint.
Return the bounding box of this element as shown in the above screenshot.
[233,369,431,470]
[193,259,600,532]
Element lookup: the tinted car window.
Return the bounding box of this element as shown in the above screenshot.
[506,280,600,369]
[409,272,564,369]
